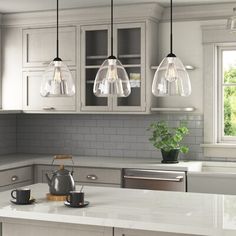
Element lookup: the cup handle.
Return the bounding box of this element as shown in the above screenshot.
[66,195,71,203]
[11,190,17,199]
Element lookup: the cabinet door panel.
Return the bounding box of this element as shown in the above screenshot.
[23,26,76,67]
[23,71,76,111]
[3,222,112,236]
[113,23,146,112]
[115,228,197,236]
[80,25,111,111]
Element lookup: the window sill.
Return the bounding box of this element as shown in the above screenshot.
[201,143,236,158]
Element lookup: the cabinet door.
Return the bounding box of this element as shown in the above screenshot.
[3,222,112,236]
[113,23,146,112]
[115,228,193,236]
[23,26,76,68]
[80,25,112,111]
[23,71,76,111]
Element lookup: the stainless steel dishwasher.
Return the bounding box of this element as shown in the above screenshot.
[123,169,186,192]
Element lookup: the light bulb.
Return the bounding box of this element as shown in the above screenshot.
[40,60,75,97]
[165,60,178,82]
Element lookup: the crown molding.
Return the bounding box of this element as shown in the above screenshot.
[161,2,236,22]
[2,3,163,27]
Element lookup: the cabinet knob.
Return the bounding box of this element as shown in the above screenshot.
[43,107,55,111]
[11,175,18,182]
[86,174,98,180]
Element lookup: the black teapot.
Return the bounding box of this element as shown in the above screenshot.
[46,155,75,196]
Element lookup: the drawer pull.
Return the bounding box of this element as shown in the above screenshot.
[11,175,18,182]
[43,107,55,111]
[86,175,98,180]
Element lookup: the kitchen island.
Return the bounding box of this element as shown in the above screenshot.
[0,183,235,236]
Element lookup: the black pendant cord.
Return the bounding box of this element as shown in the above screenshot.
[56,0,59,58]
[111,0,114,57]
[170,0,173,54]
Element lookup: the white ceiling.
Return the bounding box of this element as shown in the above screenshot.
[0,0,235,13]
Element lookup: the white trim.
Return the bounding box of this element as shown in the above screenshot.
[1,4,163,27]
[161,3,236,22]
[201,144,236,158]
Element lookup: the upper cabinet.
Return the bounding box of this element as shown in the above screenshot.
[23,26,76,68]
[1,3,161,113]
[81,22,147,113]
[22,26,77,112]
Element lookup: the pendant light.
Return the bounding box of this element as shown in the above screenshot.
[40,0,75,97]
[227,7,236,32]
[152,0,191,97]
[93,0,131,97]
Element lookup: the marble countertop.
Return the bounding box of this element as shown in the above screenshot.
[0,154,202,172]
[0,183,235,235]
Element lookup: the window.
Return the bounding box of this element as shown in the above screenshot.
[219,47,236,142]
[201,25,236,158]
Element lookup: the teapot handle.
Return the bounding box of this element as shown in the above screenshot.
[51,155,74,173]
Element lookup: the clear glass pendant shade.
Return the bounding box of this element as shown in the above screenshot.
[227,8,236,32]
[152,56,191,96]
[93,58,131,97]
[40,60,75,97]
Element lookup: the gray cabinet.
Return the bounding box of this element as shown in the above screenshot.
[23,26,76,68]
[22,26,77,112]
[0,166,33,191]
[22,71,76,111]
[34,165,122,187]
[2,222,112,236]
[115,228,192,236]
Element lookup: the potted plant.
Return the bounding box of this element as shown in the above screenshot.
[148,121,189,163]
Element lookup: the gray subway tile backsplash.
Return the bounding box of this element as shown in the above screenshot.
[14,113,204,161]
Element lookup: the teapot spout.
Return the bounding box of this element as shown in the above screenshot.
[45,173,52,186]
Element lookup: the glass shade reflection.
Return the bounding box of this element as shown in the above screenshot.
[152,56,191,96]
[40,60,75,97]
[93,58,131,97]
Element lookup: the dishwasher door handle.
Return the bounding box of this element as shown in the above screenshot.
[123,175,184,182]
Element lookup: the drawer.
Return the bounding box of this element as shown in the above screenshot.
[74,167,121,185]
[0,166,33,187]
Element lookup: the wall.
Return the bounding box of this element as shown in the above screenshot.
[17,113,204,160]
[0,115,16,154]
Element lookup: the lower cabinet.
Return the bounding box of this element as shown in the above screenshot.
[34,165,122,187]
[114,228,193,236]
[2,221,112,236]
[0,166,33,191]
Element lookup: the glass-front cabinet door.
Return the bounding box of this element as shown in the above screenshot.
[113,23,146,112]
[81,25,111,111]
[81,23,146,112]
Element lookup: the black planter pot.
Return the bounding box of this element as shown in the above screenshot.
[161,149,180,164]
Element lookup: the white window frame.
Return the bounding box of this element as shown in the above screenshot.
[201,25,236,158]
[218,46,236,143]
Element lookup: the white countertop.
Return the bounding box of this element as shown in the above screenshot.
[0,154,202,172]
[0,183,235,235]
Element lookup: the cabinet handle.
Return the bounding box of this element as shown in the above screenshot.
[86,175,98,180]
[43,107,55,111]
[11,175,18,182]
